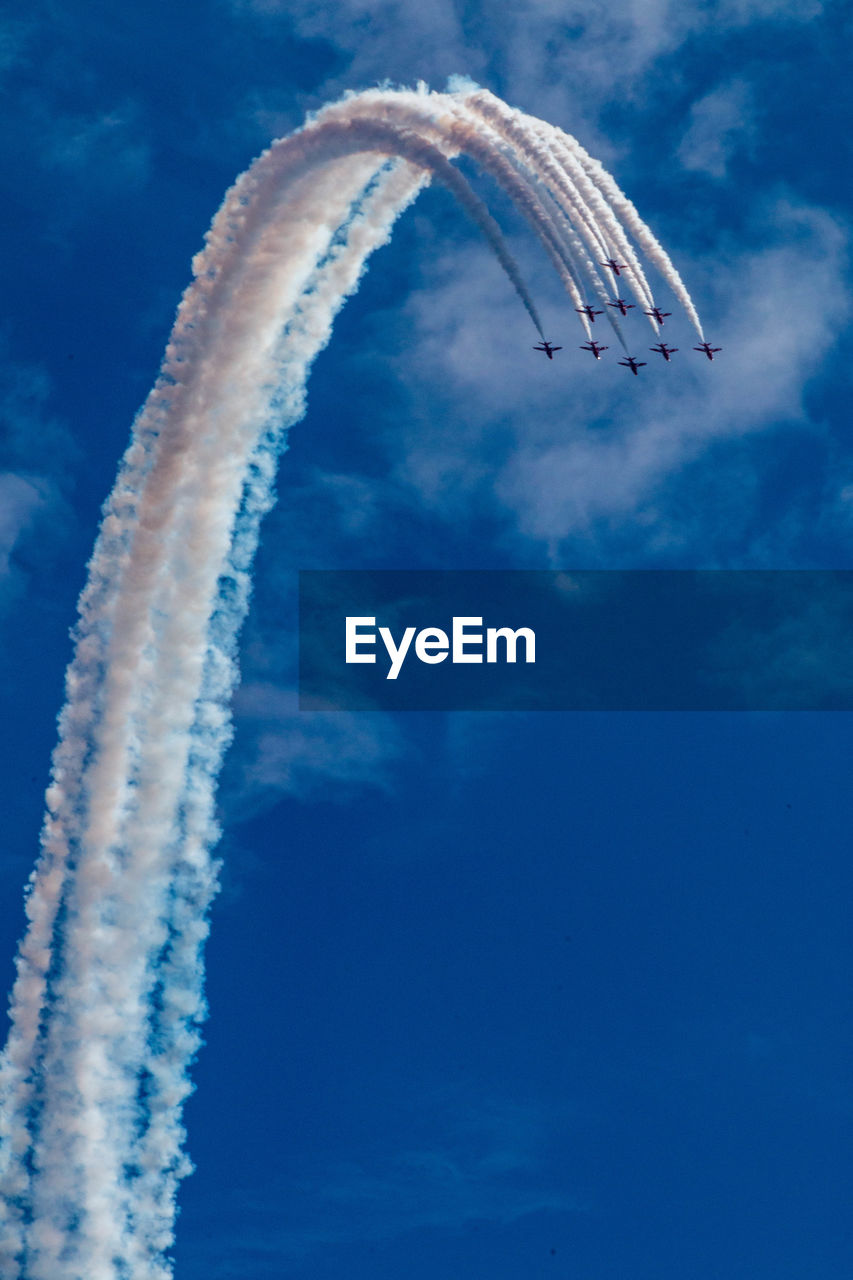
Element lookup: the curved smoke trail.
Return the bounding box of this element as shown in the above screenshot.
[0,85,703,1278]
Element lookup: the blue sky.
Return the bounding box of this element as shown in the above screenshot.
[2,1,853,1277]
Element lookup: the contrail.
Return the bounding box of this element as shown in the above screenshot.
[0,85,704,1277]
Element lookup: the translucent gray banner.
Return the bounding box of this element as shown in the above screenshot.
[298,571,853,711]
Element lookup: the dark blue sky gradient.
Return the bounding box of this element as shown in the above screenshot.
[2,1,852,1276]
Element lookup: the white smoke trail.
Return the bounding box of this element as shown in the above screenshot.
[461,90,658,323]
[323,91,600,333]
[459,92,630,347]
[568,140,706,339]
[546,130,659,317]
[23,151,399,1280]
[24,155,425,1280]
[0,86,705,1278]
[121,158,430,1269]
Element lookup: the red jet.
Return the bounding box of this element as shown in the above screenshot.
[644,306,672,324]
[694,341,722,360]
[607,299,635,316]
[618,356,647,376]
[533,340,562,359]
[580,341,609,360]
[576,304,604,322]
[601,259,629,276]
[650,343,678,362]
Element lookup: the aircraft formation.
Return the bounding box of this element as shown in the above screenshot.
[534,276,721,374]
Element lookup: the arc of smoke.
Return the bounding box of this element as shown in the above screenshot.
[462,90,658,321]
[451,100,623,346]
[320,92,601,334]
[0,86,705,1279]
[442,100,608,336]
[460,92,630,347]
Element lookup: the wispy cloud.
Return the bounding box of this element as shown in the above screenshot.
[44,104,151,188]
[186,1091,583,1269]
[0,16,32,78]
[229,682,405,809]
[0,350,77,598]
[0,473,49,581]
[230,0,825,139]
[678,80,756,179]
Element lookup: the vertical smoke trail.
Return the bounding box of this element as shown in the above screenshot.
[22,151,398,1280]
[0,86,705,1278]
[24,154,425,1280]
[122,159,430,1270]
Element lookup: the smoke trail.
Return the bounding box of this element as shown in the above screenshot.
[568,141,706,339]
[461,90,658,322]
[323,91,601,331]
[0,86,705,1278]
[460,92,629,348]
[121,158,431,1267]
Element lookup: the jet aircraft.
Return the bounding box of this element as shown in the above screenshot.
[607,299,635,316]
[580,341,609,360]
[650,343,678,362]
[533,340,562,359]
[575,304,604,322]
[644,307,672,324]
[694,341,722,360]
[601,259,629,276]
[618,356,647,376]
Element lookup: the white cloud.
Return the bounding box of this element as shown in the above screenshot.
[0,353,77,474]
[0,473,49,580]
[231,0,823,141]
[678,80,756,179]
[228,682,404,807]
[0,352,77,596]
[380,197,848,561]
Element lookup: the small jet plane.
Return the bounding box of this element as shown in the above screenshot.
[580,341,609,360]
[607,298,635,316]
[618,356,647,376]
[601,258,629,276]
[533,340,562,359]
[650,343,678,362]
[644,306,672,324]
[694,341,722,360]
[575,304,604,322]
